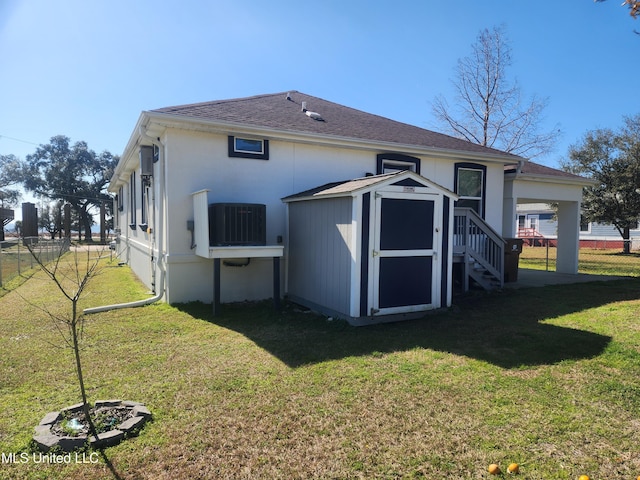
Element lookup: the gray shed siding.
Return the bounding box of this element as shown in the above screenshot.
[288,197,354,316]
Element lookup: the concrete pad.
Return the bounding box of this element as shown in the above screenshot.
[505,268,628,289]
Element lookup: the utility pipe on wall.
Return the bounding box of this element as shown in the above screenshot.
[84,125,166,314]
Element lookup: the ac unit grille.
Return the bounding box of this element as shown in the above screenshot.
[209,203,266,246]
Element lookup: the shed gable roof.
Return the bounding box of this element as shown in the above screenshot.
[283,171,457,203]
[151,91,523,160]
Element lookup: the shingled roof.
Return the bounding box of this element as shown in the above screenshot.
[282,173,398,202]
[151,91,522,160]
[504,161,591,181]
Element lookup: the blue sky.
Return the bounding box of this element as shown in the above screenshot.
[1,1,638,198]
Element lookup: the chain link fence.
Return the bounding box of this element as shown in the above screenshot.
[0,237,71,287]
[519,241,640,277]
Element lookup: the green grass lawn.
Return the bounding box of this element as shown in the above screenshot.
[1,254,640,479]
[520,245,640,277]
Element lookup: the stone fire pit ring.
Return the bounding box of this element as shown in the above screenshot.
[33,400,152,452]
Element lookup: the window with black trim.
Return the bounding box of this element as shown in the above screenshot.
[580,215,590,233]
[228,136,269,160]
[115,187,123,229]
[117,187,123,212]
[129,172,136,229]
[376,153,420,175]
[139,178,149,231]
[454,163,486,217]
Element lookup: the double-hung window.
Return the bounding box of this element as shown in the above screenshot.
[129,172,137,229]
[454,163,486,217]
[140,178,149,231]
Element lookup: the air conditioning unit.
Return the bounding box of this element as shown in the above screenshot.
[209,203,266,246]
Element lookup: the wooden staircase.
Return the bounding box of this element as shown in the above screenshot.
[518,227,545,246]
[453,208,506,292]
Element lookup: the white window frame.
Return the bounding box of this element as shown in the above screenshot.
[234,137,264,155]
[456,167,484,217]
[228,136,269,159]
[380,159,417,174]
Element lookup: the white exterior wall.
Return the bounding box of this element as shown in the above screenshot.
[484,163,505,231]
[115,126,506,304]
[112,153,158,293]
[505,178,586,274]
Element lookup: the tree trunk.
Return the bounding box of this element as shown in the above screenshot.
[80,205,93,242]
[623,226,631,254]
[71,300,98,438]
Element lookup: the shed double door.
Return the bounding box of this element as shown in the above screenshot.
[371,192,441,316]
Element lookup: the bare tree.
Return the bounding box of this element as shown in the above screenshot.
[595,0,640,18]
[595,0,639,33]
[432,26,561,159]
[26,242,108,438]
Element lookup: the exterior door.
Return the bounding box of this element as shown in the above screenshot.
[372,192,441,316]
[518,215,526,231]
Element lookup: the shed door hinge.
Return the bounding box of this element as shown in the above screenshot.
[372,250,379,257]
[370,308,379,315]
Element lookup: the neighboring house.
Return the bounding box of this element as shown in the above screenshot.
[108,91,592,325]
[517,203,640,250]
[0,207,14,242]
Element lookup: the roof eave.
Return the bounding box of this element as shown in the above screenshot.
[108,112,162,192]
[505,171,597,187]
[144,111,523,165]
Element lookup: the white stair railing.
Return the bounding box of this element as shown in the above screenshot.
[454,208,505,290]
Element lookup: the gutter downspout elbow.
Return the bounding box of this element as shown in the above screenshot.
[83,269,165,314]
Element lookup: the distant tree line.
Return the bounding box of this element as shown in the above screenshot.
[0,135,117,242]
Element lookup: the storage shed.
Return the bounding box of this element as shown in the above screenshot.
[283,171,458,326]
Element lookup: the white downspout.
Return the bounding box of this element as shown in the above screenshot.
[84,127,166,314]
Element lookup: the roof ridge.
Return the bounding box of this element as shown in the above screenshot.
[151,91,300,113]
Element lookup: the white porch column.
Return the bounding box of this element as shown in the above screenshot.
[502,196,518,238]
[556,201,580,274]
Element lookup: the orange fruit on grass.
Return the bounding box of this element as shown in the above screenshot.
[488,463,501,475]
[578,476,590,480]
[507,462,519,474]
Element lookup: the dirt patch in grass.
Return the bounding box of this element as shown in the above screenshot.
[50,406,134,438]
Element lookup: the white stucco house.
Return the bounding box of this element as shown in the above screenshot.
[107,91,592,325]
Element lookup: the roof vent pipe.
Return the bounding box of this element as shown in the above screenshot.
[301,101,307,112]
[286,92,292,101]
[305,110,324,121]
